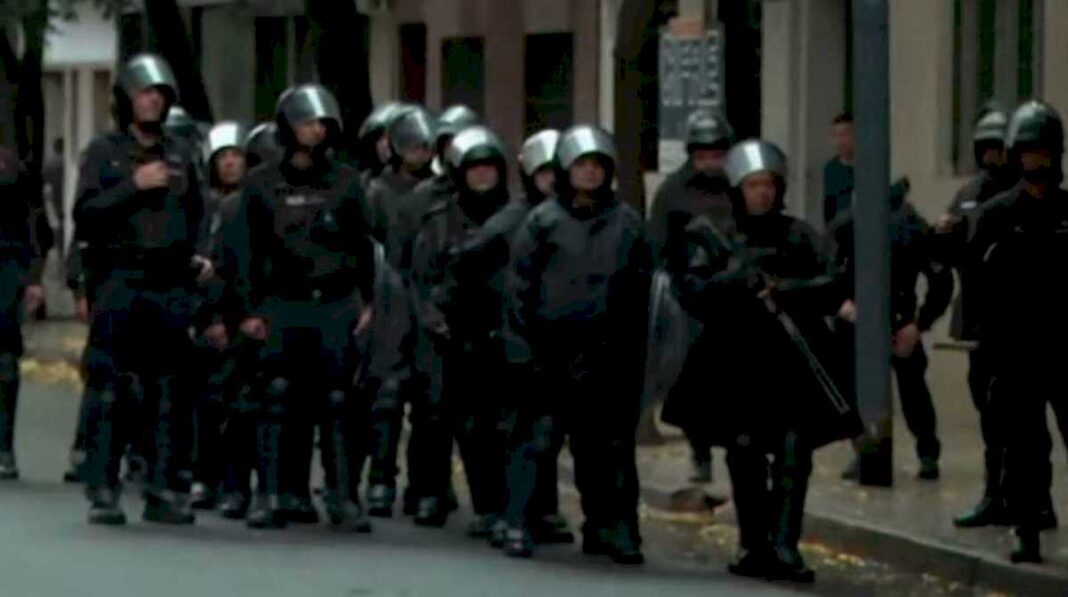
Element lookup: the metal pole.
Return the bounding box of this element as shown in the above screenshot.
[852,0,894,487]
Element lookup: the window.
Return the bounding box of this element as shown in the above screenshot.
[524,33,574,136]
[118,13,146,62]
[441,37,485,116]
[400,24,428,104]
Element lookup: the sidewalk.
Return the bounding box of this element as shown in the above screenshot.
[632,346,1068,596]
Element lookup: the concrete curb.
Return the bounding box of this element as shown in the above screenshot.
[561,462,1068,596]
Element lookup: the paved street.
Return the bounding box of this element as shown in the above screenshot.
[1,355,811,597]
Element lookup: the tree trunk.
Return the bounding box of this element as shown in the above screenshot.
[614,0,660,211]
[304,0,374,162]
[144,0,213,122]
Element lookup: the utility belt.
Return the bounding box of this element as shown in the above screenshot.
[88,247,196,289]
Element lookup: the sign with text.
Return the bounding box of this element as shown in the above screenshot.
[658,26,724,172]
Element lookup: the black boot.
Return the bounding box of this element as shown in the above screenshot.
[87,487,126,526]
[414,496,448,527]
[247,386,286,530]
[1010,529,1043,564]
[604,521,645,566]
[0,354,19,481]
[143,491,195,525]
[917,457,941,481]
[728,548,775,579]
[246,494,286,529]
[367,484,396,518]
[321,390,370,533]
[503,527,534,559]
[954,496,1011,528]
[0,452,18,481]
[219,493,250,520]
[530,514,575,545]
[769,433,816,583]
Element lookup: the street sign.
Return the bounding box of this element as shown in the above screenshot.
[658,25,725,173]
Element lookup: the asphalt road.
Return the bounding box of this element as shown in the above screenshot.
[1,372,815,597]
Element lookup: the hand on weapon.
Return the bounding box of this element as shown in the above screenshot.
[934,213,962,235]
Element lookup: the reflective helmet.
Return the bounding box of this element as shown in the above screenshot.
[973,109,1008,144]
[686,111,735,148]
[388,106,436,155]
[518,129,561,177]
[359,102,406,141]
[446,126,506,172]
[205,121,249,165]
[556,125,617,171]
[1006,100,1064,154]
[244,122,282,167]
[724,140,788,187]
[275,84,343,135]
[165,105,195,131]
[436,104,480,143]
[118,53,178,105]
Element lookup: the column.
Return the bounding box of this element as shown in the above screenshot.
[201,6,255,121]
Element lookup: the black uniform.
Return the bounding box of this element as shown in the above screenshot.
[683,207,859,580]
[973,184,1068,550]
[822,157,855,225]
[506,189,651,560]
[409,172,516,532]
[74,130,207,519]
[0,148,41,479]
[827,190,954,468]
[941,170,1018,519]
[650,160,733,473]
[230,154,376,529]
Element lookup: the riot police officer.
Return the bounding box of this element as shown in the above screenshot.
[938,108,1020,527]
[430,104,480,177]
[408,126,517,535]
[244,123,283,171]
[0,146,45,481]
[188,121,251,512]
[503,125,650,565]
[74,53,212,525]
[652,111,735,483]
[828,179,953,482]
[356,102,405,191]
[971,100,1068,564]
[363,106,439,518]
[230,84,376,531]
[682,140,860,583]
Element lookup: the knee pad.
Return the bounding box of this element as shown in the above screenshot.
[328,389,348,414]
[262,377,290,418]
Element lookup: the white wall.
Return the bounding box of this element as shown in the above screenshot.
[44,3,116,68]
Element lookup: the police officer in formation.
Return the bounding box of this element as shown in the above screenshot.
[74,53,213,524]
[680,140,860,582]
[29,50,1067,577]
[651,111,735,483]
[503,126,651,564]
[968,100,1068,564]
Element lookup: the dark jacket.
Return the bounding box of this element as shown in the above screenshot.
[226,156,376,318]
[411,185,515,346]
[826,196,954,334]
[367,167,433,272]
[971,185,1068,374]
[72,132,207,281]
[941,171,1017,341]
[648,161,732,276]
[822,158,855,225]
[508,193,652,381]
[682,211,858,449]
[0,150,34,279]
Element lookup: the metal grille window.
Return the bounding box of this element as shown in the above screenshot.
[524,33,574,136]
